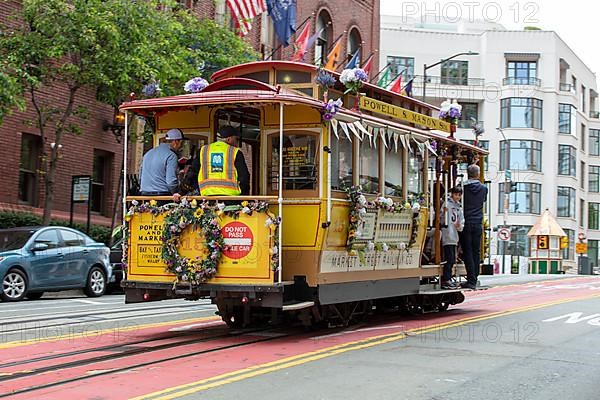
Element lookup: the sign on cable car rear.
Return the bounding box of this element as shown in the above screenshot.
[127,207,275,285]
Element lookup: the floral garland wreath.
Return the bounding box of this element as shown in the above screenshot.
[346,185,425,256]
[122,199,281,285]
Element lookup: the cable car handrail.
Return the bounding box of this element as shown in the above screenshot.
[125,195,278,202]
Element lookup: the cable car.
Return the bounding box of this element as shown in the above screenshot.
[119,61,487,327]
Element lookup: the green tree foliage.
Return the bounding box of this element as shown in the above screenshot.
[0,0,257,224]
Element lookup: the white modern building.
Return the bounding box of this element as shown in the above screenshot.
[380,15,600,272]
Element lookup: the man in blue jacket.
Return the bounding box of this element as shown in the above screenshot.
[460,164,488,290]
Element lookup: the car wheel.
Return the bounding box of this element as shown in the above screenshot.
[1,269,28,302]
[26,292,44,300]
[84,266,106,297]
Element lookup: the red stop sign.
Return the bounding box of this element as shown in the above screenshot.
[221,221,254,259]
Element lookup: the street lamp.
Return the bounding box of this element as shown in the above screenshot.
[422,51,479,102]
[497,127,511,273]
[103,110,126,143]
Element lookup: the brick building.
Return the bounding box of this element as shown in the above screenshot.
[0,0,380,227]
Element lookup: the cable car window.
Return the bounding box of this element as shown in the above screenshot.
[385,146,403,197]
[276,70,311,84]
[359,138,379,194]
[240,71,269,83]
[270,133,318,192]
[407,151,423,196]
[331,135,353,191]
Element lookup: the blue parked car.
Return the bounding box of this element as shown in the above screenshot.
[0,227,112,301]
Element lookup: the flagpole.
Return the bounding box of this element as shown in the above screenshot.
[401,77,414,91]
[266,14,314,60]
[369,62,391,84]
[336,43,363,72]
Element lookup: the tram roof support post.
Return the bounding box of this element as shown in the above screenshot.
[278,102,284,284]
[122,111,129,223]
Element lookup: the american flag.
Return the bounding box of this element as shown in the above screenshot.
[226,0,267,36]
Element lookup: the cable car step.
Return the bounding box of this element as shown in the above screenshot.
[282,301,315,311]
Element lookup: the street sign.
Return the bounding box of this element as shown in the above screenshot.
[498,227,511,241]
[576,243,588,254]
[578,232,586,241]
[505,170,511,181]
[537,235,549,250]
[72,176,91,203]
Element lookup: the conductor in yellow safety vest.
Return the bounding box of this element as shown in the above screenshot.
[190,126,250,196]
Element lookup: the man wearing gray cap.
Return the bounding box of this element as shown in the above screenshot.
[187,125,250,196]
[139,128,185,198]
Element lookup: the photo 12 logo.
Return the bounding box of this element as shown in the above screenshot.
[400,2,540,24]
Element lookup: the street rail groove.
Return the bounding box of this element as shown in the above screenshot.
[0,327,293,398]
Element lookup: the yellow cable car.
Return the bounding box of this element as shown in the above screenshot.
[120,61,487,327]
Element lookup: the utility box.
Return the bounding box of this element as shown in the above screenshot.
[578,256,592,275]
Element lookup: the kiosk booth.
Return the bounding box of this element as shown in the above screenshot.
[527,209,567,274]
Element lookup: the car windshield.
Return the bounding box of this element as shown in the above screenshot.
[0,230,35,251]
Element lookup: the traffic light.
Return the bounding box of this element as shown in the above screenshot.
[510,181,518,192]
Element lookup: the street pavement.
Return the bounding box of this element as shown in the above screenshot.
[1,274,599,400]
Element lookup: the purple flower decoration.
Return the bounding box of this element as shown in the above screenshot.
[315,69,336,88]
[322,98,343,121]
[142,80,161,97]
[184,77,209,93]
[354,68,368,82]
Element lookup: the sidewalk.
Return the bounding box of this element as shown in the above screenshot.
[479,273,598,287]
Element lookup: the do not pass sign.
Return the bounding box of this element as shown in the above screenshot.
[222,221,254,259]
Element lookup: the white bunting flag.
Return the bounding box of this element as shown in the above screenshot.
[393,133,399,152]
[380,128,388,149]
[355,121,370,138]
[425,140,437,156]
[340,121,351,141]
[330,119,339,139]
[348,121,360,140]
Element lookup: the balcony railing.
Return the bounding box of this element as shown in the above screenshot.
[559,82,576,93]
[590,111,600,119]
[502,77,542,86]
[414,75,485,86]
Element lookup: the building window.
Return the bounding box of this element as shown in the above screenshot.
[562,229,575,260]
[580,199,585,228]
[499,140,542,171]
[315,10,333,65]
[581,161,586,189]
[558,145,576,176]
[557,186,576,218]
[330,135,353,191]
[581,85,586,112]
[347,28,361,61]
[91,151,111,214]
[19,134,41,205]
[506,225,532,257]
[558,104,574,134]
[588,240,599,270]
[500,98,543,129]
[581,123,586,152]
[386,56,414,83]
[498,182,541,214]
[458,103,478,127]
[590,166,600,192]
[589,203,600,230]
[359,139,379,194]
[506,61,537,85]
[441,60,468,85]
[590,129,600,156]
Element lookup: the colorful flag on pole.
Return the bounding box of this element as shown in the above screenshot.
[376,68,391,88]
[345,49,360,69]
[402,78,414,97]
[306,28,323,49]
[389,75,402,93]
[361,53,374,76]
[324,38,342,71]
[291,21,311,62]
[266,0,297,46]
[226,0,267,36]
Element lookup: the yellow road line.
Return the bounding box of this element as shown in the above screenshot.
[134,292,600,400]
[0,316,220,350]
